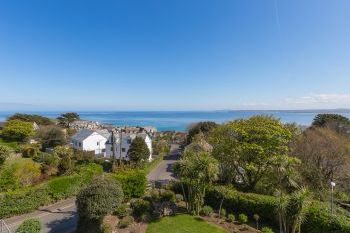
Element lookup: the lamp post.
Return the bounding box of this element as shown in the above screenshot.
[330,181,336,215]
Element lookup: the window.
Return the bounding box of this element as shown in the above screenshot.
[79,142,82,147]
[97,142,99,146]
[127,139,132,144]
[102,149,105,152]
[122,148,126,152]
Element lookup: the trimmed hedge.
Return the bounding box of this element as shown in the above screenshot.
[0,163,103,218]
[114,169,146,199]
[205,188,350,233]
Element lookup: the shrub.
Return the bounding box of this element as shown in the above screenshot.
[118,216,134,229]
[200,205,213,216]
[2,120,35,142]
[0,145,11,166]
[238,213,248,224]
[227,214,235,222]
[114,170,146,199]
[16,218,41,233]
[47,175,82,200]
[131,198,151,218]
[160,189,176,202]
[261,227,274,233]
[175,194,184,202]
[114,203,130,218]
[219,208,227,218]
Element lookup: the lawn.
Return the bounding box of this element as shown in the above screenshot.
[146,214,227,233]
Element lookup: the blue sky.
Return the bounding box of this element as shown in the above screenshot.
[0,0,350,111]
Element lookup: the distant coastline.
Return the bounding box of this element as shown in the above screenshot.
[1,110,350,132]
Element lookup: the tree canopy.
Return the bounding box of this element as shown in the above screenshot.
[57,112,80,128]
[186,121,218,145]
[210,115,292,191]
[2,120,35,142]
[37,125,66,149]
[8,113,54,125]
[128,137,150,166]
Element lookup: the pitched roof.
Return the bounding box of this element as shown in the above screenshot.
[71,129,94,141]
[96,129,111,139]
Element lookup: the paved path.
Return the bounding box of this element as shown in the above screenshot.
[147,144,180,183]
[4,199,77,233]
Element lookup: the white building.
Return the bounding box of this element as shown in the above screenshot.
[105,132,153,161]
[71,129,110,155]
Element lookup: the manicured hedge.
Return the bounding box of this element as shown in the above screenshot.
[205,188,350,233]
[114,169,146,199]
[0,163,103,218]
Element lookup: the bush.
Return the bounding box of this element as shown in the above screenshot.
[261,227,274,233]
[114,203,130,218]
[227,214,235,222]
[200,205,213,216]
[219,208,227,218]
[175,194,184,202]
[131,198,151,218]
[114,170,146,199]
[238,213,248,224]
[2,120,35,142]
[16,218,41,233]
[47,175,82,200]
[118,216,134,229]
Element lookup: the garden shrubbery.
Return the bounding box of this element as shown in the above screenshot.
[16,218,41,233]
[205,187,350,233]
[0,163,103,218]
[114,169,146,199]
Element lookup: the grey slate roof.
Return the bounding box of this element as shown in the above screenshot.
[71,129,94,141]
[96,129,111,139]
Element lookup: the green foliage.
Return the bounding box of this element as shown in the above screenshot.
[114,203,130,218]
[0,158,41,191]
[76,177,124,220]
[175,194,184,202]
[8,113,53,125]
[261,227,274,233]
[57,112,80,128]
[21,143,40,158]
[117,216,134,229]
[186,121,218,144]
[0,138,20,151]
[131,198,151,218]
[238,213,248,224]
[53,146,74,174]
[227,214,235,222]
[220,208,226,218]
[114,169,146,199]
[152,136,171,156]
[312,114,350,127]
[16,218,41,233]
[47,175,82,199]
[128,137,150,166]
[2,120,35,142]
[36,125,66,149]
[210,115,293,191]
[205,187,350,233]
[0,145,11,166]
[200,205,213,216]
[0,163,103,218]
[174,151,219,215]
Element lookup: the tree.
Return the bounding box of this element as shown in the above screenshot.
[76,177,124,233]
[186,121,218,145]
[174,151,219,215]
[184,133,213,154]
[0,145,11,166]
[53,146,74,174]
[312,114,350,134]
[57,112,80,128]
[8,113,53,125]
[276,188,312,233]
[210,115,292,191]
[128,137,150,166]
[37,125,66,149]
[290,128,350,194]
[2,120,35,142]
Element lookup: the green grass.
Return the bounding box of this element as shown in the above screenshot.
[146,214,227,233]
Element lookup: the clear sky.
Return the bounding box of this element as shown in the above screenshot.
[0,0,350,111]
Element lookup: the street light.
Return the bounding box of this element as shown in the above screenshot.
[331,181,336,215]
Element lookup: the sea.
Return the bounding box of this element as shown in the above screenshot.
[1,110,350,132]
